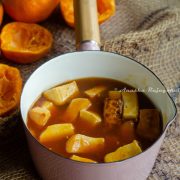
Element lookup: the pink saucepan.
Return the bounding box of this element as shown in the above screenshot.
[20,0,177,180]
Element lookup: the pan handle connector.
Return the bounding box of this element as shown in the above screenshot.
[74,0,101,51]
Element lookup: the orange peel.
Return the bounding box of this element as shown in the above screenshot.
[0,22,53,64]
[0,64,22,116]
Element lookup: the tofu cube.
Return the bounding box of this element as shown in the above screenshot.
[66,134,105,154]
[108,91,122,99]
[39,123,74,143]
[70,155,97,163]
[63,98,92,122]
[137,109,161,141]
[122,92,138,120]
[104,140,142,162]
[29,107,51,128]
[43,81,79,106]
[85,86,107,98]
[80,110,102,127]
[104,97,123,125]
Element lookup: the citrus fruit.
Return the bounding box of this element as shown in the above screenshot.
[0,22,53,64]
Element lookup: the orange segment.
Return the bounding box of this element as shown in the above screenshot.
[0,22,53,64]
[0,64,22,116]
[59,0,115,27]
[66,134,105,154]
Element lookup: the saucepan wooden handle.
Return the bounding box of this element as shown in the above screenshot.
[74,0,101,50]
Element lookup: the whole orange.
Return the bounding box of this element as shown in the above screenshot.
[2,0,59,23]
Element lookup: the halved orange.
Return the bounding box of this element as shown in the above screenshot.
[0,64,22,116]
[0,22,53,64]
[59,0,115,27]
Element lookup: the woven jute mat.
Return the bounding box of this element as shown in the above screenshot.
[0,0,180,179]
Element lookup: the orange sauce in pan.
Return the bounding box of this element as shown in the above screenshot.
[27,78,162,162]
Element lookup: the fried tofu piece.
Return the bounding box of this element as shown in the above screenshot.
[104,140,142,162]
[85,85,107,98]
[108,91,122,99]
[80,110,102,127]
[66,134,105,154]
[70,155,97,163]
[43,81,79,106]
[29,107,51,128]
[104,96,123,125]
[63,98,91,122]
[137,109,161,141]
[39,123,74,143]
[122,92,138,120]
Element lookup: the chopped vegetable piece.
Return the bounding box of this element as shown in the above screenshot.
[122,92,138,120]
[119,121,135,144]
[104,97,123,126]
[104,140,142,162]
[43,81,79,106]
[41,100,54,111]
[29,107,51,128]
[66,134,105,154]
[80,110,101,127]
[137,109,160,141]
[40,123,74,143]
[63,98,91,122]
[108,91,121,99]
[85,85,107,98]
[70,155,97,163]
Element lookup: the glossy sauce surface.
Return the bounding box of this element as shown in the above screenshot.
[27,78,162,162]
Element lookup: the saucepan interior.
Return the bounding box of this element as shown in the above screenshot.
[20,51,177,180]
[21,51,177,130]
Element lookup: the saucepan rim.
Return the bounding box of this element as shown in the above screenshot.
[20,50,177,165]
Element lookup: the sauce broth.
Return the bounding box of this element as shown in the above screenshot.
[27,78,162,163]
